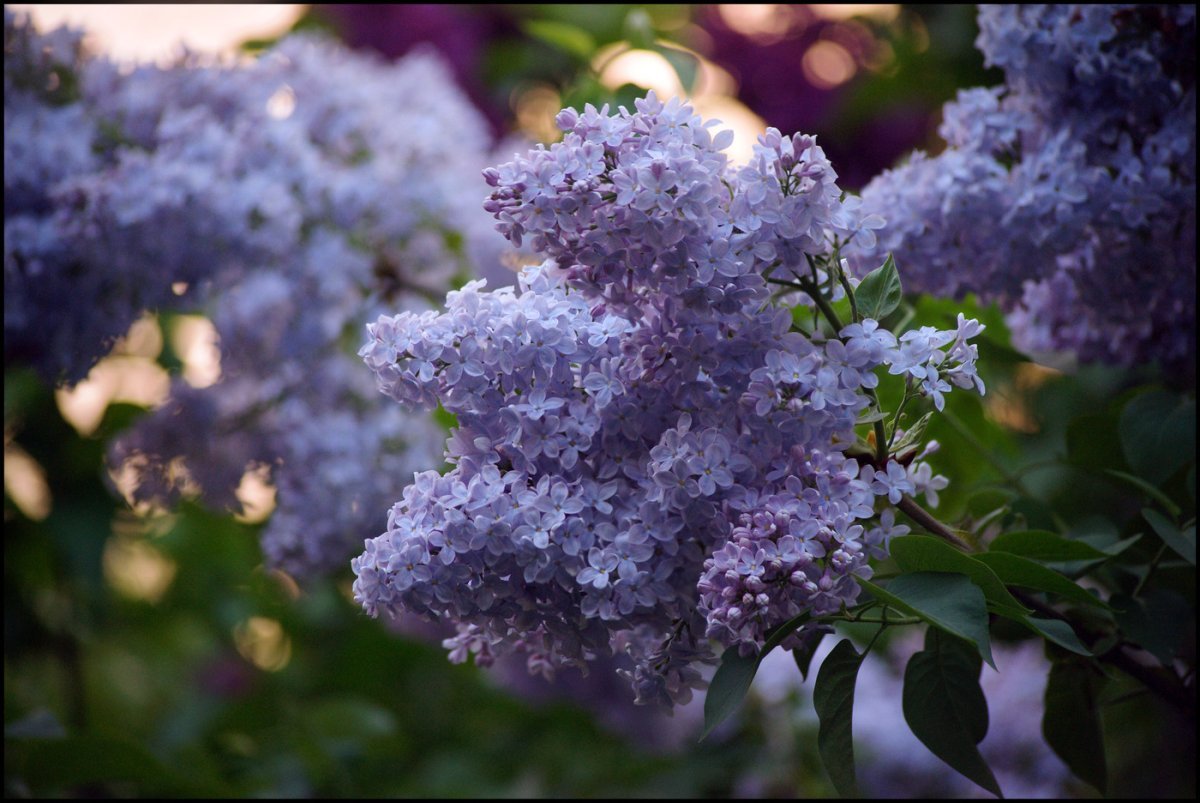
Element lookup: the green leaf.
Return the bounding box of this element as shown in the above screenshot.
[889,535,1029,617]
[1103,469,1182,517]
[1066,411,1125,472]
[854,254,903,321]
[858,573,994,667]
[1119,390,1195,484]
[988,530,1109,562]
[521,19,596,60]
[890,411,933,460]
[1111,590,1192,665]
[19,735,220,796]
[1142,507,1195,564]
[1019,616,1091,656]
[655,45,697,93]
[814,639,866,798]
[902,630,1003,798]
[974,552,1112,610]
[760,611,813,655]
[700,611,813,740]
[1043,657,1108,794]
[701,648,758,740]
[791,628,828,682]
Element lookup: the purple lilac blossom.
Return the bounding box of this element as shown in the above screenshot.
[353,93,985,705]
[4,11,199,386]
[4,12,507,577]
[853,5,1196,374]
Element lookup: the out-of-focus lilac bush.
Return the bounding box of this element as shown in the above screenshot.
[854,4,1196,374]
[5,10,510,577]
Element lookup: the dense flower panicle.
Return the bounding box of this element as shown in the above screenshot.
[5,12,507,576]
[355,93,982,705]
[853,4,1196,372]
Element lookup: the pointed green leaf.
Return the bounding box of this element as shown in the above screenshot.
[814,639,867,797]
[858,573,994,668]
[890,411,933,459]
[1019,616,1091,656]
[701,648,757,740]
[1119,391,1195,485]
[1111,590,1192,664]
[700,612,814,740]
[974,552,1112,610]
[1103,469,1182,517]
[655,45,698,93]
[791,628,828,682]
[989,530,1109,561]
[1044,657,1108,794]
[854,254,903,320]
[890,535,1029,616]
[903,630,1003,798]
[1142,508,1195,564]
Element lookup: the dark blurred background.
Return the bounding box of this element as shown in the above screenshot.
[7,5,1192,798]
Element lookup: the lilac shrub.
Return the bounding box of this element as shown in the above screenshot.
[853,4,1196,372]
[353,93,985,705]
[5,12,507,576]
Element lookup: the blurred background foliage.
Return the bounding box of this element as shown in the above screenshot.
[5,3,1194,798]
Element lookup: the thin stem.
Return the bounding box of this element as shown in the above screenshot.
[788,276,890,462]
[804,281,846,334]
[1011,588,1195,717]
[1132,543,1169,598]
[836,268,860,324]
[887,383,914,451]
[896,495,973,551]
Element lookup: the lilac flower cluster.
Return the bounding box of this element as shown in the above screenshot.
[853,5,1196,372]
[4,11,170,385]
[354,93,984,705]
[4,12,507,576]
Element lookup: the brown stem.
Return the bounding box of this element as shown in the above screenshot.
[896,495,972,550]
[1012,588,1195,717]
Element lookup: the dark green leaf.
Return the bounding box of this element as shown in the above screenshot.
[988,530,1109,561]
[791,628,828,682]
[1103,469,1182,517]
[855,254,903,321]
[814,639,866,798]
[1066,411,1125,472]
[902,630,1002,798]
[700,612,813,740]
[858,573,994,667]
[760,611,813,655]
[21,735,218,796]
[701,648,758,740]
[1119,390,1195,484]
[973,552,1112,609]
[889,535,1028,617]
[1043,657,1108,794]
[1018,616,1091,656]
[1142,508,1195,565]
[1111,590,1192,665]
